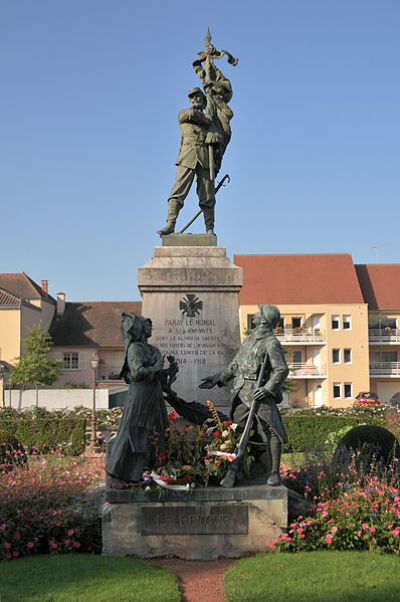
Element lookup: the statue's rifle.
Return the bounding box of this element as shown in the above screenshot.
[179,174,230,234]
[220,353,269,489]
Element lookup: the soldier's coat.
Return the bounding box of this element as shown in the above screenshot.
[218,327,289,444]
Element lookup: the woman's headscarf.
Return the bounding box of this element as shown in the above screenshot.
[121,312,145,349]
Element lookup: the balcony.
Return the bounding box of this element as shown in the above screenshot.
[288,363,326,379]
[369,362,400,377]
[276,328,326,345]
[369,329,400,344]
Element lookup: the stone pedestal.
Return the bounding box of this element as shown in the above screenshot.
[138,244,243,413]
[102,484,287,560]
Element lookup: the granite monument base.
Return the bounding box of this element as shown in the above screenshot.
[102,484,287,560]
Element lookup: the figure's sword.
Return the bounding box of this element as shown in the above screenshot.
[179,174,230,234]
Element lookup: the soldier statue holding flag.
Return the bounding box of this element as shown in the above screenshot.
[157,30,238,237]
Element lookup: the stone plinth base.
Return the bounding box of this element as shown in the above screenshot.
[102,484,287,560]
[161,233,217,246]
[138,246,243,414]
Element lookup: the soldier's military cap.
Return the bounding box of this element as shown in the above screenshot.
[188,87,206,100]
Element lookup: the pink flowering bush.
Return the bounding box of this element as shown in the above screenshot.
[0,451,103,560]
[273,454,400,553]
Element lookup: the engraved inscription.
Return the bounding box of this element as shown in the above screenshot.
[153,317,227,367]
[141,505,248,535]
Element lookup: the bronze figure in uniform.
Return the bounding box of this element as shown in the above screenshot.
[200,304,288,486]
[158,30,237,236]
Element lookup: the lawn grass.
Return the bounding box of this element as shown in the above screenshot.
[225,551,400,602]
[0,554,180,602]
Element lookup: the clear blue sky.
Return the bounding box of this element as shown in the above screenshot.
[1,0,399,301]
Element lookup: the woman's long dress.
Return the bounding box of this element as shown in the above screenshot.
[106,341,168,482]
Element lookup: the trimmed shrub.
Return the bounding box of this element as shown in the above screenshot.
[282,413,385,453]
[0,428,26,472]
[0,418,86,456]
[334,425,399,466]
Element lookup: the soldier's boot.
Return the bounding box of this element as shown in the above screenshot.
[203,207,215,235]
[157,199,181,236]
[266,433,282,486]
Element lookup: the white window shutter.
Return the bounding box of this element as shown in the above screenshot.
[79,352,87,370]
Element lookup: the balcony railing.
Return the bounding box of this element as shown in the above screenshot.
[369,362,400,376]
[288,363,326,378]
[275,328,325,344]
[369,329,400,343]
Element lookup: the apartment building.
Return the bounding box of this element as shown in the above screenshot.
[356,264,400,404]
[234,254,371,408]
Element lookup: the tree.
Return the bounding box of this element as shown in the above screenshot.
[10,326,63,408]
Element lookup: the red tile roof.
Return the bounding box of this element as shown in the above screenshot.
[355,264,400,311]
[234,254,364,305]
[50,301,142,347]
[0,273,55,303]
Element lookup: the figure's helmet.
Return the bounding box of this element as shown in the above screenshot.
[259,304,281,329]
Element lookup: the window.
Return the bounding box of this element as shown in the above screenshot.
[344,383,352,398]
[331,315,340,330]
[343,315,352,330]
[369,318,397,331]
[63,352,79,369]
[332,349,340,364]
[344,348,352,364]
[247,314,255,331]
[333,383,341,398]
[293,351,302,364]
[370,351,397,363]
[292,317,302,329]
[383,351,398,362]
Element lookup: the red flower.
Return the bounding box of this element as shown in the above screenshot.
[223,420,233,427]
[168,411,178,421]
[159,451,168,463]
[213,431,221,439]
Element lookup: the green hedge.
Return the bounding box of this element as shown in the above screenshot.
[282,414,386,453]
[0,418,86,456]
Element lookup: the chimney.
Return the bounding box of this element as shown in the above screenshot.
[57,292,66,317]
[41,280,48,294]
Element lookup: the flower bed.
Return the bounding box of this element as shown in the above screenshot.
[273,453,400,553]
[0,453,104,560]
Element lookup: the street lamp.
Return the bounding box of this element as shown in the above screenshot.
[0,364,10,409]
[90,352,99,449]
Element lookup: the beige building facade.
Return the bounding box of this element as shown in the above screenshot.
[239,302,370,408]
[0,274,57,404]
[234,254,398,408]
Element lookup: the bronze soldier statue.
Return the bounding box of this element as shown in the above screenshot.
[158,87,219,236]
[158,30,237,237]
[200,304,289,486]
